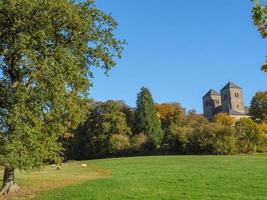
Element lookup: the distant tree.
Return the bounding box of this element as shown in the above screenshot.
[131,133,147,151]
[73,101,131,159]
[186,109,209,127]
[252,0,267,72]
[188,123,217,154]
[0,0,124,193]
[188,123,237,155]
[250,91,267,123]
[134,87,163,148]
[212,125,238,155]
[166,124,193,153]
[154,103,186,145]
[213,113,235,126]
[155,103,186,128]
[110,134,130,152]
[115,101,135,132]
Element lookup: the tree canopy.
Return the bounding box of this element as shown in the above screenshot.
[155,103,186,128]
[0,0,124,194]
[250,91,267,123]
[252,0,267,71]
[213,113,235,126]
[72,101,131,159]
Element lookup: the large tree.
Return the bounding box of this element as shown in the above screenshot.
[134,87,163,148]
[250,91,267,123]
[0,0,123,194]
[252,0,267,72]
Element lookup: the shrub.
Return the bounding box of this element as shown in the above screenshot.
[213,113,235,126]
[235,118,264,153]
[131,133,147,151]
[110,134,130,152]
[188,123,217,154]
[259,123,267,152]
[188,123,238,155]
[213,126,237,155]
[166,124,193,153]
[186,110,209,127]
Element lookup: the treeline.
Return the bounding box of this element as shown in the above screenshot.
[68,88,267,160]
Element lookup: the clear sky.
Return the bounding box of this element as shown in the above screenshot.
[90,0,266,113]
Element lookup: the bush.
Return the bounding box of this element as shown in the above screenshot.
[235,118,264,153]
[110,134,130,152]
[213,113,235,126]
[131,133,147,151]
[187,123,238,155]
[188,123,217,154]
[213,126,237,155]
[258,123,267,152]
[166,124,193,153]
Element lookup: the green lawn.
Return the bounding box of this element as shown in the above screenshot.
[0,161,108,200]
[18,155,267,200]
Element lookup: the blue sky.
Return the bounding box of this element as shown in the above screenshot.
[90,0,266,113]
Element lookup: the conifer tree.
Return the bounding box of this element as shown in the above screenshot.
[134,87,163,148]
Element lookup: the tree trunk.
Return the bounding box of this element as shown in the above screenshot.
[0,167,19,195]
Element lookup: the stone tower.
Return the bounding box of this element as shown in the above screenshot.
[203,89,221,120]
[220,82,245,114]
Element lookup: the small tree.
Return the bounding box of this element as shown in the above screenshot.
[134,87,163,148]
[0,0,124,194]
[250,91,267,123]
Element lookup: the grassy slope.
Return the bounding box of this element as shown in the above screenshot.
[30,155,267,200]
[0,161,107,200]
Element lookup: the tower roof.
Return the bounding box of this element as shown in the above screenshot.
[221,82,242,91]
[203,89,220,98]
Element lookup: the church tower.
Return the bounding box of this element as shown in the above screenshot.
[220,82,245,114]
[203,89,221,120]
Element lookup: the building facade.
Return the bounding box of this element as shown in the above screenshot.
[203,82,249,120]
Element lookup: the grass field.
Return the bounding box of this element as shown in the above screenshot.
[7,155,267,200]
[0,161,110,200]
